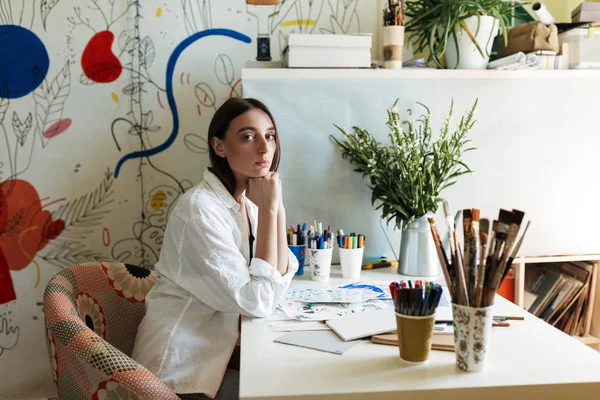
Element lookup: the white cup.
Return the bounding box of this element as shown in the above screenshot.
[339,247,364,280]
[308,248,333,281]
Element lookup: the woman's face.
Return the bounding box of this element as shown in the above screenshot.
[212,108,277,182]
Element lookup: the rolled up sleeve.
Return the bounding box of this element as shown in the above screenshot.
[171,211,295,318]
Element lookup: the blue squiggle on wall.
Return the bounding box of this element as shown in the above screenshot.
[114,29,251,178]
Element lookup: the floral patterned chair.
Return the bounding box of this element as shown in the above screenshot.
[43,261,178,400]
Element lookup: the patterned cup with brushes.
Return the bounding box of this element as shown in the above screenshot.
[452,303,494,372]
[427,202,530,371]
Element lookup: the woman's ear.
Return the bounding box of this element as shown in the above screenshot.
[211,137,226,158]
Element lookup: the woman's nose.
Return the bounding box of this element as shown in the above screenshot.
[257,137,268,153]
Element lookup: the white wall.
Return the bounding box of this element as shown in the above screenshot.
[243,69,600,260]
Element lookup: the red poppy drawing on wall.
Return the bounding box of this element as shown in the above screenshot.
[0,179,64,304]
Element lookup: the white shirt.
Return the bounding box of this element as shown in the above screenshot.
[132,169,298,397]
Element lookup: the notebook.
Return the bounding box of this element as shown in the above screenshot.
[274,330,362,355]
[326,308,396,341]
[372,333,455,351]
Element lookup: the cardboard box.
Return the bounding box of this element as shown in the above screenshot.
[572,2,600,22]
[497,22,559,58]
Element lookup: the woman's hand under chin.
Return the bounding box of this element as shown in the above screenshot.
[246,172,281,211]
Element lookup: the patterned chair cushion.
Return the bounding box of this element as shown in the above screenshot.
[43,261,178,400]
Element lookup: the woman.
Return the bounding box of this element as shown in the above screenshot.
[132,98,298,399]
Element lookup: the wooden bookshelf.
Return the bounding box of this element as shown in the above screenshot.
[512,254,600,351]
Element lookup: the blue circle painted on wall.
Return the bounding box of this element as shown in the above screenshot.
[0,25,49,99]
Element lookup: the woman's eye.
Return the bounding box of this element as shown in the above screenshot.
[243,134,253,141]
[266,134,276,140]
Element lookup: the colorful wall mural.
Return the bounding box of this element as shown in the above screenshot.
[0,1,376,397]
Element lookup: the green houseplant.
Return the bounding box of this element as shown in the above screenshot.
[405,0,526,69]
[330,100,478,275]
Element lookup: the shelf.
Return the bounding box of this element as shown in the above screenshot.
[242,68,600,80]
[514,254,600,264]
[512,255,600,309]
[574,335,600,345]
[573,335,600,351]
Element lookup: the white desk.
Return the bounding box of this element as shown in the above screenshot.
[240,266,600,399]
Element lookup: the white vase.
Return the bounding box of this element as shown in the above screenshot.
[445,15,499,69]
[382,25,405,69]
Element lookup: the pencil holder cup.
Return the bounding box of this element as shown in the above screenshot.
[452,303,494,372]
[339,247,364,280]
[395,313,436,363]
[383,25,405,69]
[288,245,306,276]
[308,248,333,281]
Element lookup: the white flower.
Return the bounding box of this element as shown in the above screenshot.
[102,262,156,302]
[75,294,106,338]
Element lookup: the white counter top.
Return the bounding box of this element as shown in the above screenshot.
[240,267,600,399]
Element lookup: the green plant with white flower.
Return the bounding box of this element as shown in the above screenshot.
[330,99,478,230]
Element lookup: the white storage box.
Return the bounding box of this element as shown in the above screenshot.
[283,34,372,68]
[559,28,600,69]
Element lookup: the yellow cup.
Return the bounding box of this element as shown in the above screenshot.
[395,313,436,363]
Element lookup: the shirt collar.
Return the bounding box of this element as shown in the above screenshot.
[204,168,241,212]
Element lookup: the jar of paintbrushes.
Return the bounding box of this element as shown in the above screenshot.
[428,201,530,372]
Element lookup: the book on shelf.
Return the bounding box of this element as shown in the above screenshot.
[524,261,598,337]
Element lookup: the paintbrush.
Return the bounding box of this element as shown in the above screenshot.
[501,220,531,284]
[470,208,480,306]
[442,210,462,255]
[480,220,498,307]
[462,208,473,298]
[444,200,468,306]
[482,210,513,306]
[475,218,489,307]
[496,210,525,284]
[428,217,455,301]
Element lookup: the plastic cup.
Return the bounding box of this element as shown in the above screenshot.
[339,247,364,280]
[452,303,494,372]
[395,313,436,363]
[288,245,306,276]
[307,248,333,281]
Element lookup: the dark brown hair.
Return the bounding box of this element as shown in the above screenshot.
[208,98,281,195]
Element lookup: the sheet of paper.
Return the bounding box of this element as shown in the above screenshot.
[336,282,392,299]
[251,308,291,323]
[282,287,383,304]
[269,320,331,332]
[278,299,393,321]
[274,330,363,355]
[434,286,453,321]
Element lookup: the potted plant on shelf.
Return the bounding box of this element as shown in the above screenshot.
[330,100,478,276]
[404,0,525,69]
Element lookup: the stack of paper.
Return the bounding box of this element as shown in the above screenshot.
[278,283,393,322]
[487,51,567,70]
[272,282,454,354]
